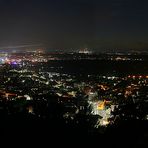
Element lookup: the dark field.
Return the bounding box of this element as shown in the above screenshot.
[43,60,148,76]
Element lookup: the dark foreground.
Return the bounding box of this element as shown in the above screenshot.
[0,114,148,148]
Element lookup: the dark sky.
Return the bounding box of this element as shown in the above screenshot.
[0,0,148,50]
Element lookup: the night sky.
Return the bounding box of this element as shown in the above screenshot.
[0,0,148,50]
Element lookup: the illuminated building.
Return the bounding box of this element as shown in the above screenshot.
[78,48,92,54]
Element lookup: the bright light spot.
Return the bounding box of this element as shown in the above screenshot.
[102,119,109,126]
[24,95,32,100]
[46,81,49,85]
